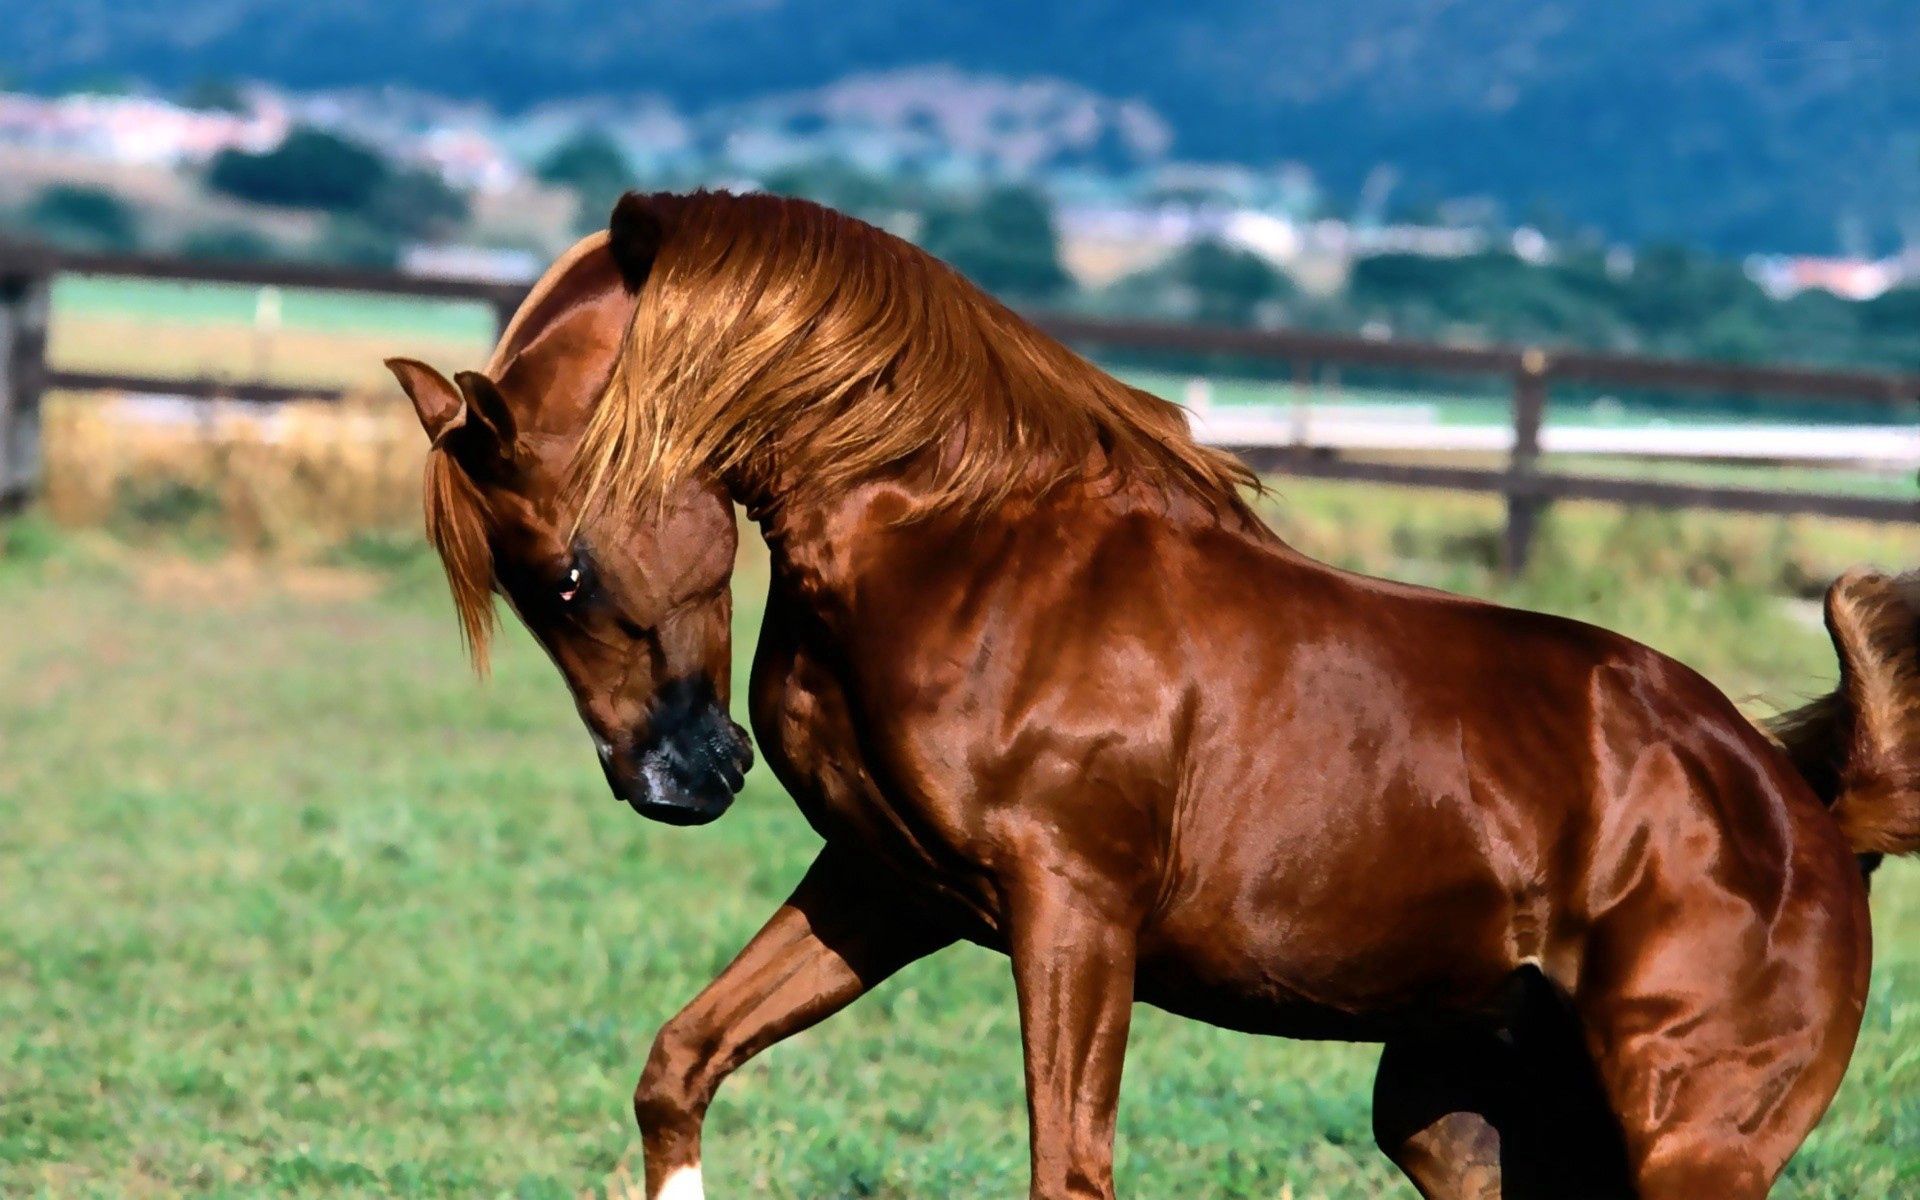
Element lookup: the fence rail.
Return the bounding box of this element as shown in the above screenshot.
[1,242,1915,566]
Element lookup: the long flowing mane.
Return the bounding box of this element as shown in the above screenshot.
[425,191,1260,668]
[572,190,1257,521]
[423,446,494,666]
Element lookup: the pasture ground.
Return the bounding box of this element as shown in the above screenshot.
[2,488,1917,1198]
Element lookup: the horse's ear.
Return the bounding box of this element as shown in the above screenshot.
[608,192,664,292]
[386,357,469,447]
[452,371,519,473]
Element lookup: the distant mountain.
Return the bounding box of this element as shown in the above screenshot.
[9,1,1918,253]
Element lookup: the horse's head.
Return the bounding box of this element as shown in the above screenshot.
[385,200,751,826]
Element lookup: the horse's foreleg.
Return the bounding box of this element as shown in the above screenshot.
[1005,869,1140,1200]
[635,845,952,1200]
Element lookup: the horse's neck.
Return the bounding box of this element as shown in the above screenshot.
[748,480,903,616]
[745,472,1278,628]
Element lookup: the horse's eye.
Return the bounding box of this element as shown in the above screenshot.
[558,563,585,604]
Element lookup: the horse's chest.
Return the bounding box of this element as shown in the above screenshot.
[755,666,875,837]
[750,638,979,895]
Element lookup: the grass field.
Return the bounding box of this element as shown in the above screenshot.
[51,279,497,342]
[48,278,496,393]
[3,488,1917,1198]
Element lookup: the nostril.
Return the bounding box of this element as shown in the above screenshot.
[629,681,757,803]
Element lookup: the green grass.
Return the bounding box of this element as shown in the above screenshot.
[46,279,496,392]
[1547,455,1919,500]
[2,495,1917,1198]
[53,277,499,344]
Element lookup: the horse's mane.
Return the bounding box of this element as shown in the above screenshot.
[423,446,495,668]
[572,190,1257,522]
[427,190,1259,669]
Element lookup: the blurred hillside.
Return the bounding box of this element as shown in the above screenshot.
[7,1,1919,253]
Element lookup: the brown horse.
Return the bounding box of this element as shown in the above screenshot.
[386,190,1920,1199]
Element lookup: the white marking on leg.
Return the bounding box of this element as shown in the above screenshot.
[656,1163,704,1200]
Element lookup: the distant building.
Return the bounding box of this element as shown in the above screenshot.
[1220,210,1302,264]
[277,87,528,194]
[417,127,523,193]
[1057,197,1517,290]
[0,90,287,166]
[1510,226,1551,264]
[1336,222,1491,259]
[1745,254,1901,301]
[1054,203,1193,286]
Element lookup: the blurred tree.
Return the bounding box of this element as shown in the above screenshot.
[364,168,469,241]
[1350,252,1630,345]
[1163,240,1292,325]
[313,215,401,269]
[537,128,633,195]
[536,128,634,230]
[178,224,280,263]
[918,186,1069,301]
[762,159,907,221]
[1615,244,1766,343]
[207,127,390,211]
[1694,307,1773,363]
[25,185,140,251]
[1767,290,1862,363]
[1859,287,1920,337]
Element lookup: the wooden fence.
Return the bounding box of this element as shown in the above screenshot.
[2,243,1916,568]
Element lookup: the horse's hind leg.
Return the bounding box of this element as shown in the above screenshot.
[1372,1037,1505,1199]
[1571,927,1868,1197]
[1570,834,1871,1196]
[1376,872,1869,1200]
[1373,981,1632,1199]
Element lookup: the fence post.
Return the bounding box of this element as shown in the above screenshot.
[1503,348,1549,574]
[0,266,52,514]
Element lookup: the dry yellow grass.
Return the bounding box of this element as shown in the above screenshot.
[49,315,488,394]
[36,378,1913,591]
[41,386,428,555]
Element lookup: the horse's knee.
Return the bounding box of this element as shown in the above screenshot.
[634,1018,712,1133]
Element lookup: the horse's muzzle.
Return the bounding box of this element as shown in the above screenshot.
[605,678,753,826]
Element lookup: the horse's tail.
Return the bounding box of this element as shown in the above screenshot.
[1764,569,1920,859]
